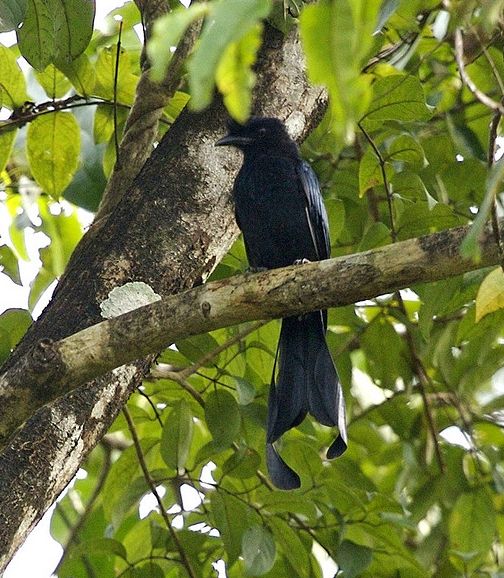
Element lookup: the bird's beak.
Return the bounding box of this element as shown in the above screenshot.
[215,134,253,147]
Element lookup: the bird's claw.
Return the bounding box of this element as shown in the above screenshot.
[293,258,311,265]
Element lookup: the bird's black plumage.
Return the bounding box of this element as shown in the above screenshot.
[216,117,347,489]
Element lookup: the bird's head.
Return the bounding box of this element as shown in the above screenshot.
[215,117,297,156]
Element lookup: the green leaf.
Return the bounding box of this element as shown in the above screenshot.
[325,198,345,243]
[70,538,128,561]
[221,447,261,479]
[0,127,18,175]
[233,376,256,405]
[336,540,373,578]
[449,488,496,555]
[242,525,275,576]
[460,158,504,262]
[388,134,425,168]
[360,317,411,388]
[0,244,21,285]
[93,105,116,145]
[300,0,375,143]
[35,63,71,98]
[211,491,248,565]
[216,23,263,122]
[363,74,432,123]
[148,3,209,83]
[26,111,81,198]
[102,438,157,527]
[205,389,241,449]
[176,333,220,365]
[17,0,94,70]
[358,222,392,250]
[188,0,271,111]
[358,145,392,195]
[0,308,31,364]
[269,517,310,576]
[0,0,27,32]
[160,399,194,470]
[475,267,504,322]
[57,53,96,96]
[94,46,138,105]
[0,45,28,108]
[28,267,55,312]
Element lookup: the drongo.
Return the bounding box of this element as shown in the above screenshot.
[216,117,347,489]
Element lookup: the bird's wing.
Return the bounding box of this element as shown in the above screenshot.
[297,160,330,261]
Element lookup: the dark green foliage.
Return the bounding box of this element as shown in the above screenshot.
[1,1,504,577]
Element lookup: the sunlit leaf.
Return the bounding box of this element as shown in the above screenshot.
[0,45,28,108]
[475,267,504,322]
[188,0,271,111]
[300,0,376,143]
[26,111,81,198]
[216,24,262,123]
[148,3,208,83]
[449,488,496,555]
[363,74,432,123]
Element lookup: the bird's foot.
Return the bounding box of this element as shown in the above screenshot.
[293,258,311,265]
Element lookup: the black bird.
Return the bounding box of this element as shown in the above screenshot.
[216,117,347,489]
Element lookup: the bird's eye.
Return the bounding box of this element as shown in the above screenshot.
[258,127,267,137]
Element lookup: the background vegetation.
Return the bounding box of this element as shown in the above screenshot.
[0,0,504,576]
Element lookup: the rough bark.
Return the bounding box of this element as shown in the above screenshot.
[0,219,501,445]
[0,24,327,570]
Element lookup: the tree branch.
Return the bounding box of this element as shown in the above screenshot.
[0,219,501,446]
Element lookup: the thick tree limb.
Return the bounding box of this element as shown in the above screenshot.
[0,24,327,571]
[0,220,501,446]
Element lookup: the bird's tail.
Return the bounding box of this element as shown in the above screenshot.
[266,311,347,489]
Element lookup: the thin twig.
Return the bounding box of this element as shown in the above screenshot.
[487,109,504,270]
[113,20,124,168]
[179,320,267,380]
[357,124,444,471]
[0,98,133,133]
[454,28,504,115]
[358,122,397,241]
[123,407,198,578]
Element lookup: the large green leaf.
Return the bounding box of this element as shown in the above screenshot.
[300,0,377,142]
[160,399,194,471]
[187,0,271,111]
[242,525,275,576]
[362,74,432,123]
[0,0,27,32]
[336,540,373,578]
[0,308,32,364]
[17,0,94,70]
[210,491,249,565]
[215,24,262,123]
[0,45,28,108]
[204,389,241,449]
[449,488,497,556]
[26,111,81,198]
